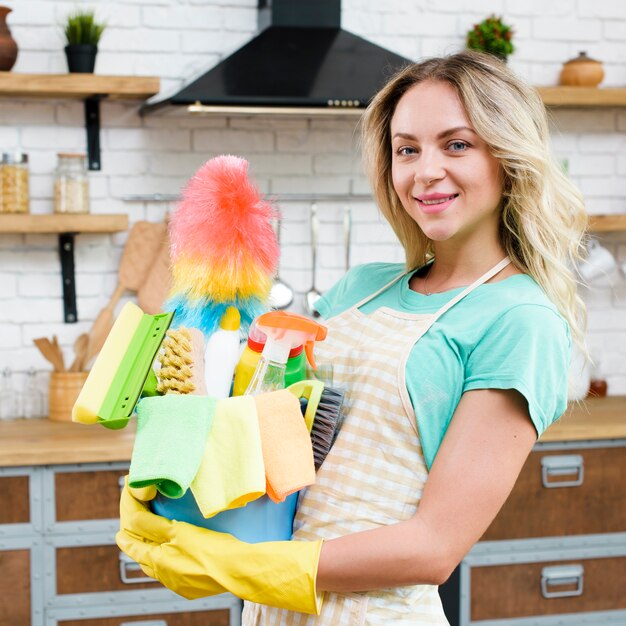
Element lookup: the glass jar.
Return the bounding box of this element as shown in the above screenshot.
[54,153,90,214]
[0,152,30,214]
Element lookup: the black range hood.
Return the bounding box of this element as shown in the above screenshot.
[141,0,412,115]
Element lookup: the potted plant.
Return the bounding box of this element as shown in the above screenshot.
[466,14,514,61]
[63,9,106,73]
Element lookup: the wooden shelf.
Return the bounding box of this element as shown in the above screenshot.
[0,213,128,233]
[0,73,160,171]
[588,214,626,233]
[537,86,626,107]
[0,213,128,323]
[0,73,159,100]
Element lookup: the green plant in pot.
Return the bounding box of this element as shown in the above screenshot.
[466,14,514,61]
[63,9,106,73]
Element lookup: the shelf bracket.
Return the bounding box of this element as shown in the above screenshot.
[85,96,104,171]
[58,233,78,323]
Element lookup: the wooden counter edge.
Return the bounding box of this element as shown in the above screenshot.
[0,419,136,467]
[0,396,624,467]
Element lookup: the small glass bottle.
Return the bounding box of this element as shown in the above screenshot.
[54,153,90,214]
[0,367,19,420]
[0,152,30,214]
[22,367,44,419]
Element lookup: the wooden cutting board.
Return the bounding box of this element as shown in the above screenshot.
[137,227,172,314]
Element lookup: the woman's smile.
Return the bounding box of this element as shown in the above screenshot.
[415,193,460,213]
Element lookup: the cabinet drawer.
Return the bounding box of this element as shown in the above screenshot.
[56,609,231,625]
[55,469,127,522]
[470,555,626,620]
[0,475,30,524]
[0,549,31,625]
[483,446,626,540]
[56,544,161,594]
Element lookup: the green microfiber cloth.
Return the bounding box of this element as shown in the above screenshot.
[129,394,216,498]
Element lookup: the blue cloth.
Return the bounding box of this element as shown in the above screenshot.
[315,262,571,469]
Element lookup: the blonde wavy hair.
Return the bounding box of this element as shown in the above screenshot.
[361,50,587,349]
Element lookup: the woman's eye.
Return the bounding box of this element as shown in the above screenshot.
[396,146,417,156]
[448,140,468,152]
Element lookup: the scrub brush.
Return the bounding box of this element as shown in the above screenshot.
[156,327,207,395]
[165,155,279,338]
[288,380,345,471]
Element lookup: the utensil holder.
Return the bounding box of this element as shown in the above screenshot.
[49,372,88,422]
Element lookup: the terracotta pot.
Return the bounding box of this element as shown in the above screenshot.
[0,6,18,72]
[559,51,604,87]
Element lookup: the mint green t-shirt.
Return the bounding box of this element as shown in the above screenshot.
[314,262,571,470]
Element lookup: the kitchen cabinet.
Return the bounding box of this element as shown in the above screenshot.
[0,421,241,626]
[439,396,626,626]
[2,399,625,626]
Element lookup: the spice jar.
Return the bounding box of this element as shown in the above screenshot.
[0,152,30,213]
[54,153,90,214]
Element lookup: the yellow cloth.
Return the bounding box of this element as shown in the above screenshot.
[190,395,266,518]
[254,390,316,504]
[117,480,324,615]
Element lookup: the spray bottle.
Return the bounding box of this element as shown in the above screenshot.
[244,311,327,396]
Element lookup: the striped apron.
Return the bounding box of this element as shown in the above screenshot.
[243,257,511,626]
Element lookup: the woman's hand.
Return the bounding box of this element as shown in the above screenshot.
[117,480,324,614]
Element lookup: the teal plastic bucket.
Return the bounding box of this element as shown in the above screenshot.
[152,490,298,543]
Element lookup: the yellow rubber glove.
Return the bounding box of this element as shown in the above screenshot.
[117,480,324,615]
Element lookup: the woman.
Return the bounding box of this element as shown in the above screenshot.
[117,51,587,624]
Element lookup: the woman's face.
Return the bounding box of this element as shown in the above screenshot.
[390,80,504,246]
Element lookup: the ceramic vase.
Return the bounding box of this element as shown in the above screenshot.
[559,51,604,87]
[0,6,18,72]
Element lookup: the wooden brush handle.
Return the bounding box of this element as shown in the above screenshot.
[188,328,207,395]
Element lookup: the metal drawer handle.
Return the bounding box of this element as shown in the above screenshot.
[121,622,167,626]
[541,564,584,599]
[541,454,584,488]
[119,551,155,584]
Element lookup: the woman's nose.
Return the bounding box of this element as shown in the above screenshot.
[413,152,445,186]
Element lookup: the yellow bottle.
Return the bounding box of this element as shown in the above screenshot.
[233,322,308,396]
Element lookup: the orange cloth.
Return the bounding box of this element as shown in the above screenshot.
[253,390,316,503]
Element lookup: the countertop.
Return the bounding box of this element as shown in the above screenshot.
[0,396,624,468]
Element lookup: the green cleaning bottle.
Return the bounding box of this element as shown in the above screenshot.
[233,322,308,396]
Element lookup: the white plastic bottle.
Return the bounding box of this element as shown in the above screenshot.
[203,307,241,398]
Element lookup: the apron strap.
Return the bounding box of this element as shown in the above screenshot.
[432,256,511,321]
[351,257,511,313]
[351,270,408,309]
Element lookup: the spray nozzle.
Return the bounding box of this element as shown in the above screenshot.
[254,311,327,369]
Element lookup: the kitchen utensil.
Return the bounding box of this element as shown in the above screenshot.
[577,238,616,283]
[34,337,65,372]
[268,217,294,310]
[73,301,174,429]
[305,203,322,317]
[85,220,167,365]
[138,227,172,315]
[69,333,89,372]
[343,205,351,273]
[52,335,65,371]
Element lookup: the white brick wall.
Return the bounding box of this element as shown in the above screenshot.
[1,0,626,402]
